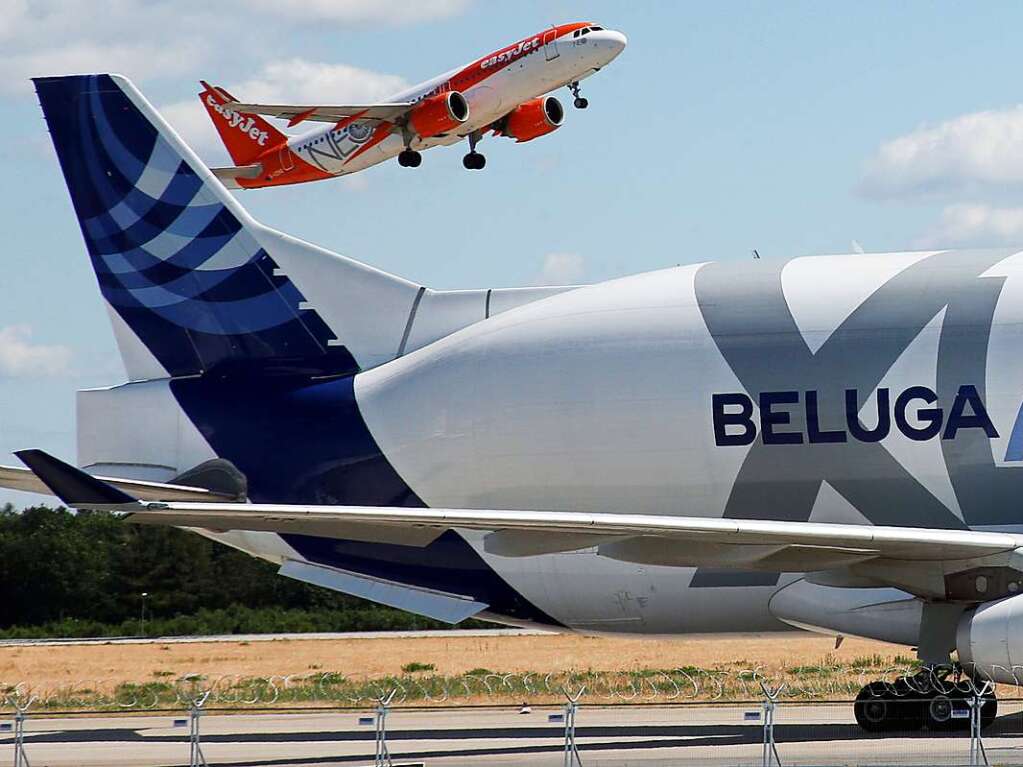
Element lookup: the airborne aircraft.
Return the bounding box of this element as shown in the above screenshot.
[198,22,627,188]
[8,73,1023,734]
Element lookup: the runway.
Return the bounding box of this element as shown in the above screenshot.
[3,702,1023,767]
[0,628,552,648]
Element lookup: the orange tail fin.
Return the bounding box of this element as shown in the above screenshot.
[199,81,287,166]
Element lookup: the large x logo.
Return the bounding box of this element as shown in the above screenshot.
[691,248,1017,587]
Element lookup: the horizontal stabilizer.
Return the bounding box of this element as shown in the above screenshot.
[1,453,236,503]
[211,164,262,180]
[279,560,487,624]
[15,450,139,508]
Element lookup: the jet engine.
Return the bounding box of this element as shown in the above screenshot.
[496,96,565,143]
[957,593,1023,684]
[408,91,469,138]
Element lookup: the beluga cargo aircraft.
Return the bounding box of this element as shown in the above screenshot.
[197,21,626,187]
[10,73,1023,735]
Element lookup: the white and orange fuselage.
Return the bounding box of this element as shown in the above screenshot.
[200,22,627,188]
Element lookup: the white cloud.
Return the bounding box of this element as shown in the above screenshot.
[0,326,71,378]
[1,0,466,95]
[247,0,471,24]
[3,40,206,94]
[161,58,409,157]
[535,253,586,285]
[916,203,1023,248]
[861,106,1023,199]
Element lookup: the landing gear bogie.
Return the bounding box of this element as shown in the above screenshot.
[568,82,588,109]
[853,674,997,733]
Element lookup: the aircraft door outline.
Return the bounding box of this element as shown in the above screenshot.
[543,26,560,61]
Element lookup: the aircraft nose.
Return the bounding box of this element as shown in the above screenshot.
[593,29,627,62]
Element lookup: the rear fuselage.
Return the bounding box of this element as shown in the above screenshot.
[82,248,1023,634]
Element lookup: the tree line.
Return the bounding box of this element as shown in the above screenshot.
[0,504,490,638]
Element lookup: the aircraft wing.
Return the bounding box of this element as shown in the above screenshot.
[222,100,414,127]
[13,450,1023,603]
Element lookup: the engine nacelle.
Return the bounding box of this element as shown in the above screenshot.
[957,594,1023,684]
[408,91,469,138]
[498,96,565,143]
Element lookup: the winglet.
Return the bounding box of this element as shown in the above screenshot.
[14,450,139,508]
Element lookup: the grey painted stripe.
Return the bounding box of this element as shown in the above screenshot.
[397,286,427,357]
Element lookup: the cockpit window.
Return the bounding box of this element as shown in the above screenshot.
[573,30,580,38]
[591,25,604,31]
[581,28,590,35]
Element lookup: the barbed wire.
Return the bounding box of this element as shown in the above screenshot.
[3,661,1020,712]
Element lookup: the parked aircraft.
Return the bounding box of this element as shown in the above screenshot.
[199,22,626,188]
[8,74,1023,734]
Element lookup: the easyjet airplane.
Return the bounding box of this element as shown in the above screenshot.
[199,22,626,188]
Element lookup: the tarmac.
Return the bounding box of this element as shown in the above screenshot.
[3,702,1023,767]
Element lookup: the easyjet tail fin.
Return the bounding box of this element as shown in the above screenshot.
[199,80,288,166]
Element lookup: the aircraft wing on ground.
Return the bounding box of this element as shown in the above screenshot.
[222,100,415,127]
[13,450,1023,603]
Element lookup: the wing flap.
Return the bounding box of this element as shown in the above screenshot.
[279,560,487,624]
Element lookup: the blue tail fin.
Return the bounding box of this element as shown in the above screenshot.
[33,74,357,379]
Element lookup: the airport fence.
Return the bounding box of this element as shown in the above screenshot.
[6,667,1023,766]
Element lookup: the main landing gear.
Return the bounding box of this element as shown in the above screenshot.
[397,149,421,168]
[463,131,485,170]
[853,668,997,732]
[568,81,588,109]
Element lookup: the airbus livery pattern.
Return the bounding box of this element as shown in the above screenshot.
[16,75,1023,726]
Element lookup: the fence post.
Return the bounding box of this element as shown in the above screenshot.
[758,681,784,767]
[968,679,992,767]
[5,688,35,767]
[374,687,397,767]
[562,685,585,767]
[187,689,211,767]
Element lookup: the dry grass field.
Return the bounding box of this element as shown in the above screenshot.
[0,631,915,705]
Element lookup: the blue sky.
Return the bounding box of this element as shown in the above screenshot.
[3,1,1023,506]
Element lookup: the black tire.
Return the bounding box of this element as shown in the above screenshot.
[925,694,955,730]
[408,151,422,168]
[854,682,891,733]
[474,154,486,170]
[574,97,589,109]
[462,154,474,169]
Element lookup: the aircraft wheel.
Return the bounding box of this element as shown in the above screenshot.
[398,149,421,168]
[854,680,925,733]
[854,682,891,732]
[574,97,589,109]
[463,152,485,170]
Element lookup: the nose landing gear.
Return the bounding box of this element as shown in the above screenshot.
[853,669,997,732]
[568,81,588,109]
